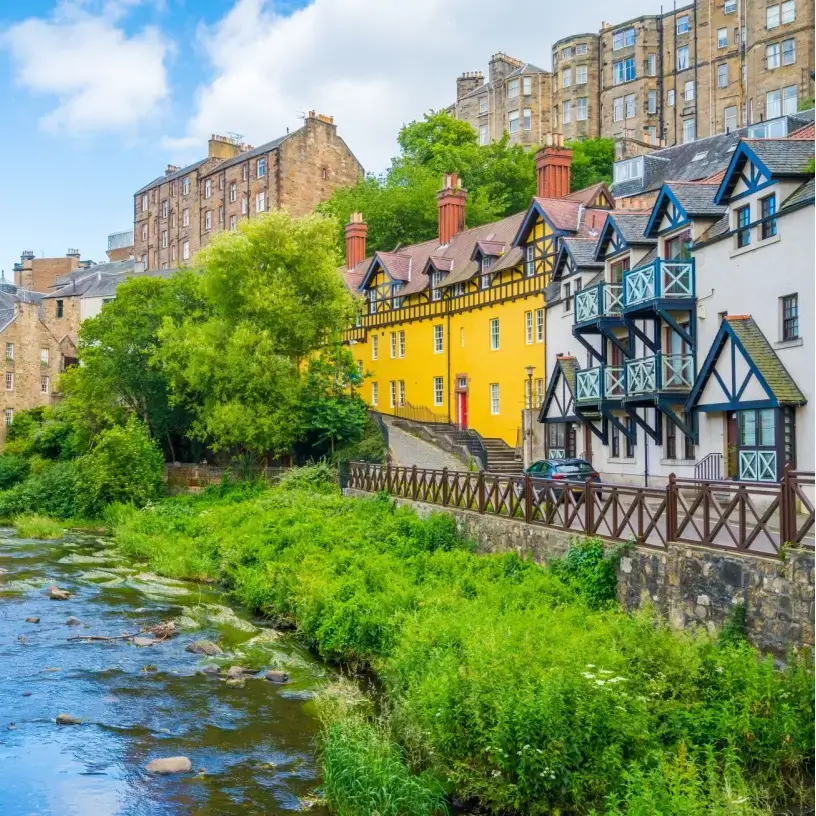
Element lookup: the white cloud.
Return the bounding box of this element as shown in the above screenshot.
[166,0,666,172]
[3,1,170,134]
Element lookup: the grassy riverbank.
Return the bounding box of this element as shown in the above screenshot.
[106,468,813,815]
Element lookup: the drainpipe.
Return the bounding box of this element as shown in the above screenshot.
[693,0,699,139]
[446,310,452,424]
[643,421,649,487]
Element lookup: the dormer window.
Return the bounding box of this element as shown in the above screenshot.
[480,256,494,289]
[613,156,644,184]
[368,288,379,312]
[430,270,444,301]
[392,282,405,308]
[525,245,535,277]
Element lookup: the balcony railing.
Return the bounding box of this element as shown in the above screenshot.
[575,365,625,402]
[623,259,695,309]
[625,353,694,395]
[574,282,624,324]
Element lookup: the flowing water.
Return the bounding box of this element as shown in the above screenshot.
[0,529,334,816]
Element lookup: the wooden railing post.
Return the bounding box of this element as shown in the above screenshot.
[411,465,418,501]
[386,462,392,493]
[779,463,794,549]
[666,473,677,542]
[478,471,486,514]
[441,467,449,506]
[524,475,533,524]
[584,477,594,534]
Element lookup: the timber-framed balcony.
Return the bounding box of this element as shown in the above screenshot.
[575,364,626,405]
[624,353,694,402]
[622,259,696,317]
[574,282,624,327]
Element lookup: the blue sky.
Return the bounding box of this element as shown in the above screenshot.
[0,0,667,273]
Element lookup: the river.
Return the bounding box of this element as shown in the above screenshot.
[0,528,333,816]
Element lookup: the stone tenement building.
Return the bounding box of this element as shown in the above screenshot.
[12,249,93,293]
[134,112,363,270]
[451,0,814,150]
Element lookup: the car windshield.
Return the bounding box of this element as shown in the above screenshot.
[554,462,594,475]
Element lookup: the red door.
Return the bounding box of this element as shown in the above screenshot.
[458,392,469,430]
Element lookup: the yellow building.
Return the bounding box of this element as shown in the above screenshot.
[342,142,614,447]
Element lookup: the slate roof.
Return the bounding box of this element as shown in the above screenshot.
[135,159,210,195]
[506,62,548,77]
[695,214,730,247]
[743,138,815,175]
[209,134,290,174]
[781,177,815,211]
[563,182,614,208]
[53,258,139,288]
[44,260,163,300]
[563,237,604,268]
[611,213,654,244]
[666,182,725,217]
[726,315,806,405]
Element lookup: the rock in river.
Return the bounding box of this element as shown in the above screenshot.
[200,664,220,676]
[25,617,40,624]
[145,756,192,775]
[225,678,245,689]
[47,586,70,601]
[56,713,81,726]
[133,637,155,647]
[225,666,246,680]
[66,616,82,626]
[265,670,290,684]
[185,640,222,656]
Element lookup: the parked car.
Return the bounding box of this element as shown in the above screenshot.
[522,458,601,498]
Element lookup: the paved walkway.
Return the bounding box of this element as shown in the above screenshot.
[383,418,464,471]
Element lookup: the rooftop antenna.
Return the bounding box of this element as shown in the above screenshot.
[225,131,244,144]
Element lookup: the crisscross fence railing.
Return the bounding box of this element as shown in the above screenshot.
[347,462,815,558]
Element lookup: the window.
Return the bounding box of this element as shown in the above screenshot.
[56,300,64,318]
[507,78,519,99]
[647,90,657,114]
[229,182,237,203]
[677,45,689,70]
[562,46,572,60]
[782,294,798,340]
[611,422,620,458]
[767,43,781,69]
[182,177,190,196]
[523,108,532,131]
[717,27,728,48]
[205,210,212,231]
[563,281,572,311]
[684,80,695,101]
[614,57,636,84]
[668,88,675,106]
[682,118,695,143]
[563,100,572,123]
[522,76,532,95]
[397,381,405,408]
[724,0,736,12]
[625,93,636,118]
[479,96,488,114]
[242,163,248,181]
[141,194,149,212]
[389,380,396,408]
[736,205,751,248]
[490,383,500,415]
[182,240,190,261]
[257,157,266,178]
[489,318,500,350]
[766,89,782,118]
[433,325,444,354]
[390,332,397,358]
[397,330,405,358]
[613,156,644,183]
[162,200,169,218]
[577,97,588,121]
[4,343,12,362]
[480,256,493,289]
[205,179,212,198]
[647,53,656,76]
[141,224,148,241]
[524,245,535,277]
[371,382,379,406]
[525,311,533,344]
[563,68,572,88]
[181,208,189,227]
[782,38,796,64]
[508,110,519,134]
[5,372,12,391]
[724,105,738,132]
[781,0,795,23]
[576,43,588,55]
[535,309,544,342]
[613,96,624,121]
[219,174,225,191]
[161,230,168,249]
[40,376,49,394]
[535,378,544,408]
[256,192,266,212]
[218,205,225,224]
[648,126,658,145]
[613,27,635,50]
[433,377,444,406]
[479,124,489,145]
[783,84,797,114]
[761,194,777,239]
[677,14,690,33]
[4,409,12,428]
[767,5,780,27]
[625,418,635,458]
[230,215,237,231]
[717,63,728,87]
[372,335,379,360]
[430,270,443,301]
[576,65,587,85]
[241,196,248,215]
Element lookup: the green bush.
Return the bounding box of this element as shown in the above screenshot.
[0,454,30,491]
[0,461,80,519]
[278,461,338,494]
[549,537,622,608]
[75,419,165,517]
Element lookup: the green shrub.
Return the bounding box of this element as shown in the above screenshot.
[0,461,80,519]
[278,461,338,494]
[75,419,165,517]
[13,514,66,540]
[550,537,621,608]
[0,454,30,490]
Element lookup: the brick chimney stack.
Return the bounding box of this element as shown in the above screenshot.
[536,134,573,199]
[437,173,467,245]
[345,212,367,270]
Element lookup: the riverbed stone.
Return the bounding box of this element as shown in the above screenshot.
[25,617,39,623]
[56,713,81,725]
[133,637,155,647]
[265,670,290,684]
[225,666,245,680]
[66,616,82,626]
[225,678,245,689]
[185,640,222,656]
[145,756,192,774]
[200,664,220,675]
[47,586,70,601]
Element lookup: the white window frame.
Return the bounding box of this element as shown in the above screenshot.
[205,210,212,231]
[684,80,695,101]
[647,54,656,76]
[398,330,405,358]
[522,76,532,95]
[5,343,12,361]
[141,193,148,212]
[489,318,500,351]
[625,93,636,118]
[257,157,266,178]
[5,372,13,391]
[433,325,444,354]
[576,65,588,85]
[647,90,657,114]
[562,68,572,88]
[767,43,781,69]
[781,0,795,23]
[782,38,796,65]
[242,196,248,215]
[724,105,738,133]
[161,230,168,248]
[433,377,444,407]
[507,78,519,99]
[682,118,696,143]
[678,45,690,70]
[141,224,148,241]
[479,124,489,146]
[668,89,675,106]
[718,27,728,48]
[40,347,49,365]
[41,375,49,394]
[372,334,379,360]
[766,89,782,119]
[4,408,13,428]
[230,215,237,231]
[783,84,798,115]
[182,241,190,261]
[389,380,396,409]
[371,382,379,407]
[230,182,237,202]
[205,179,212,198]
[724,0,736,12]
[397,381,405,408]
[767,4,780,28]
[563,100,572,123]
[577,97,588,121]
[613,96,624,122]
[717,63,728,87]
[576,43,588,55]
[479,96,488,114]
[525,310,533,344]
[523,108,532,131]
[535,309,544,342]
[525,245,535,277]
[508,110,520,134]
[256,192,266,213]
[677,14,690,34]
[390,331,397,359]
[182,177,190,195]
[490,383,500,415]
[183,208,189,227]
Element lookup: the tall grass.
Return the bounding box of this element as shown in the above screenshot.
[110,469,814,815]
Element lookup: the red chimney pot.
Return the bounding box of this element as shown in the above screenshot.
[345,212,367,271]
[436,173,467,244]
[536,145,573,199]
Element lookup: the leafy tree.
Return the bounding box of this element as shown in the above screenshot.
[318,111,536,254]
[565,137,616,192]
[158,210,355,457]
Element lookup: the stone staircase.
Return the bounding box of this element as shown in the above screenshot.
[480,436,523,475]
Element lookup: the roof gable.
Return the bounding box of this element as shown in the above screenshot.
[539,356,578,423]
[594,213,653,260]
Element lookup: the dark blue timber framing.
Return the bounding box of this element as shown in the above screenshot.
[645,186,690,237]
[714,142,774,205]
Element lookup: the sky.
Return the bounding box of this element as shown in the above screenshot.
[0,0,668,272]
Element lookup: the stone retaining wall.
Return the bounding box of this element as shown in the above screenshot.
[347,489,814,657]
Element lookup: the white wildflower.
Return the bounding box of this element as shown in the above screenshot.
[595,679,606,686]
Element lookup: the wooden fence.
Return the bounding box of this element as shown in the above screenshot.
[347,462,815,558]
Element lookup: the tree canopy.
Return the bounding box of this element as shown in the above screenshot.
[565,137,616,192]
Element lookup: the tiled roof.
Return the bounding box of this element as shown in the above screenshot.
[727,316,806,405]
[743,138,815,175]
[135,159,210,195]
[789,122,815,140]
[781,177,815,211]
[695,213,730,246]
[666,182,726,217]
[558,356,578,396]
[563,182,614,208]
[473,239,507,258]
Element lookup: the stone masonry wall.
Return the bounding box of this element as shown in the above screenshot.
[347,489,814,657]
